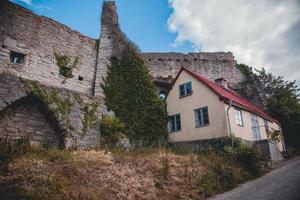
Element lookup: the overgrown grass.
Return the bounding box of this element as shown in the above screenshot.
[0,138,268,199]
[0,140,80,200]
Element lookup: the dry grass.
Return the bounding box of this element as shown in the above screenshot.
[0,147,254,200]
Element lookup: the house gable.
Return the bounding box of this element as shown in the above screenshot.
[166,70,228,142]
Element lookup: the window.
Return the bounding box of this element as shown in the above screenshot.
[235,108,243,126]
[194,107,209,127]
[10,51,25,64]
[264,119,269,132]
[179,82,192,97]
[169,114,181,133]
[251,114,261,140]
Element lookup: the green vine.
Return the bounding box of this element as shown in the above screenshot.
[54,51,79,82]
[22,79,74,136]
[73,94,98,136]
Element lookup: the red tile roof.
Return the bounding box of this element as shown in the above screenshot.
[169,67,278,123]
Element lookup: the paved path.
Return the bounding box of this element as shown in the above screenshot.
[210,158,300,200]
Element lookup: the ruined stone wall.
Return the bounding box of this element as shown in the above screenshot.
[0,73,102,148]
[141,52,246,86]
[0,0,98,95]
[0,102,60,147]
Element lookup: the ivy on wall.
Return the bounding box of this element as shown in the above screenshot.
[73,93,98,136]
[22,80,74,135]
[22,79,98,145]
[54,51,79,83]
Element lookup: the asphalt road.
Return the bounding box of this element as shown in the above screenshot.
[210,158,300,200]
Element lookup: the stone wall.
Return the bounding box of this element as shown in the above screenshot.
[0,0,98,95]
[0,73,103,148]
[141,52,246,86]
[0,97,61,147]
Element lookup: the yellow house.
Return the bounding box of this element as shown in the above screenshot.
[166,67,285,160]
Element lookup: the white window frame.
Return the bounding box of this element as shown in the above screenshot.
[169,114,181,133]
[194,106,210,127]
[179,81,192,97]
[251,114,261,140]
[235,108,244,126]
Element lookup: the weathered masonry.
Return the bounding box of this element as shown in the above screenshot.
[0,0,265,148]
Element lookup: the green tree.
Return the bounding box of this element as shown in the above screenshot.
[101,47,168,147]
[256,68,300,149]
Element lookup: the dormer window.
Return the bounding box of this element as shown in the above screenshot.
[10,51,25,64]
[179,81,192,97]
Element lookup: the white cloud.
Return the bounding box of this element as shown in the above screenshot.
[18,0,32,5]
[168,0,300,83]
[11,0,52,11]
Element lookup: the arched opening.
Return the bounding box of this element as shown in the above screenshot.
[0,93,65,148]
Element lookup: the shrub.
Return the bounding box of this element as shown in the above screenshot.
[236,63,253,78]
[223,139,266,176]
[100,115,126,148]
[197,152,243,197]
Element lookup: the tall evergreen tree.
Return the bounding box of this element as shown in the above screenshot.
[101,47,168,147]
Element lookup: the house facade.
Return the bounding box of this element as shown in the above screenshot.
[166,67,284,160]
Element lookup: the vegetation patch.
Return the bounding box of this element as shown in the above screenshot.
[100,115,125,148]
[236,63,254,78]
[22,79,74,138]
[73,94,98,136]
[54,51,79,82]
[101,46,168,147]
[0,139,268,200]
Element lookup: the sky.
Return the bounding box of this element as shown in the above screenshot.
[11,0,300,84]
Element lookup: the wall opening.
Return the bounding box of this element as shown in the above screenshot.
[10,51,26,64]
[0,93,65,148]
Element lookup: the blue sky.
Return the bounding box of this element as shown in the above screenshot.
[11,0,194,53]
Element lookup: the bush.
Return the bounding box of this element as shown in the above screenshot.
[222,139,266,176]
[197,152,244,197]
[100,115,126,148]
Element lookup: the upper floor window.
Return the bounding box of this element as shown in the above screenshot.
[264,119,269,132]
[179,81,192,97]
[235,108,243,126]
[169,114,181,133]
[10,51,25,64]
[194,106,209,127]
[251,114,261,140]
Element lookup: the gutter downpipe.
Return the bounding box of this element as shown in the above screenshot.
[226,100,233,147]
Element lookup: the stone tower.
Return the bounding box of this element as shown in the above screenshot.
[94,1,130,99]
